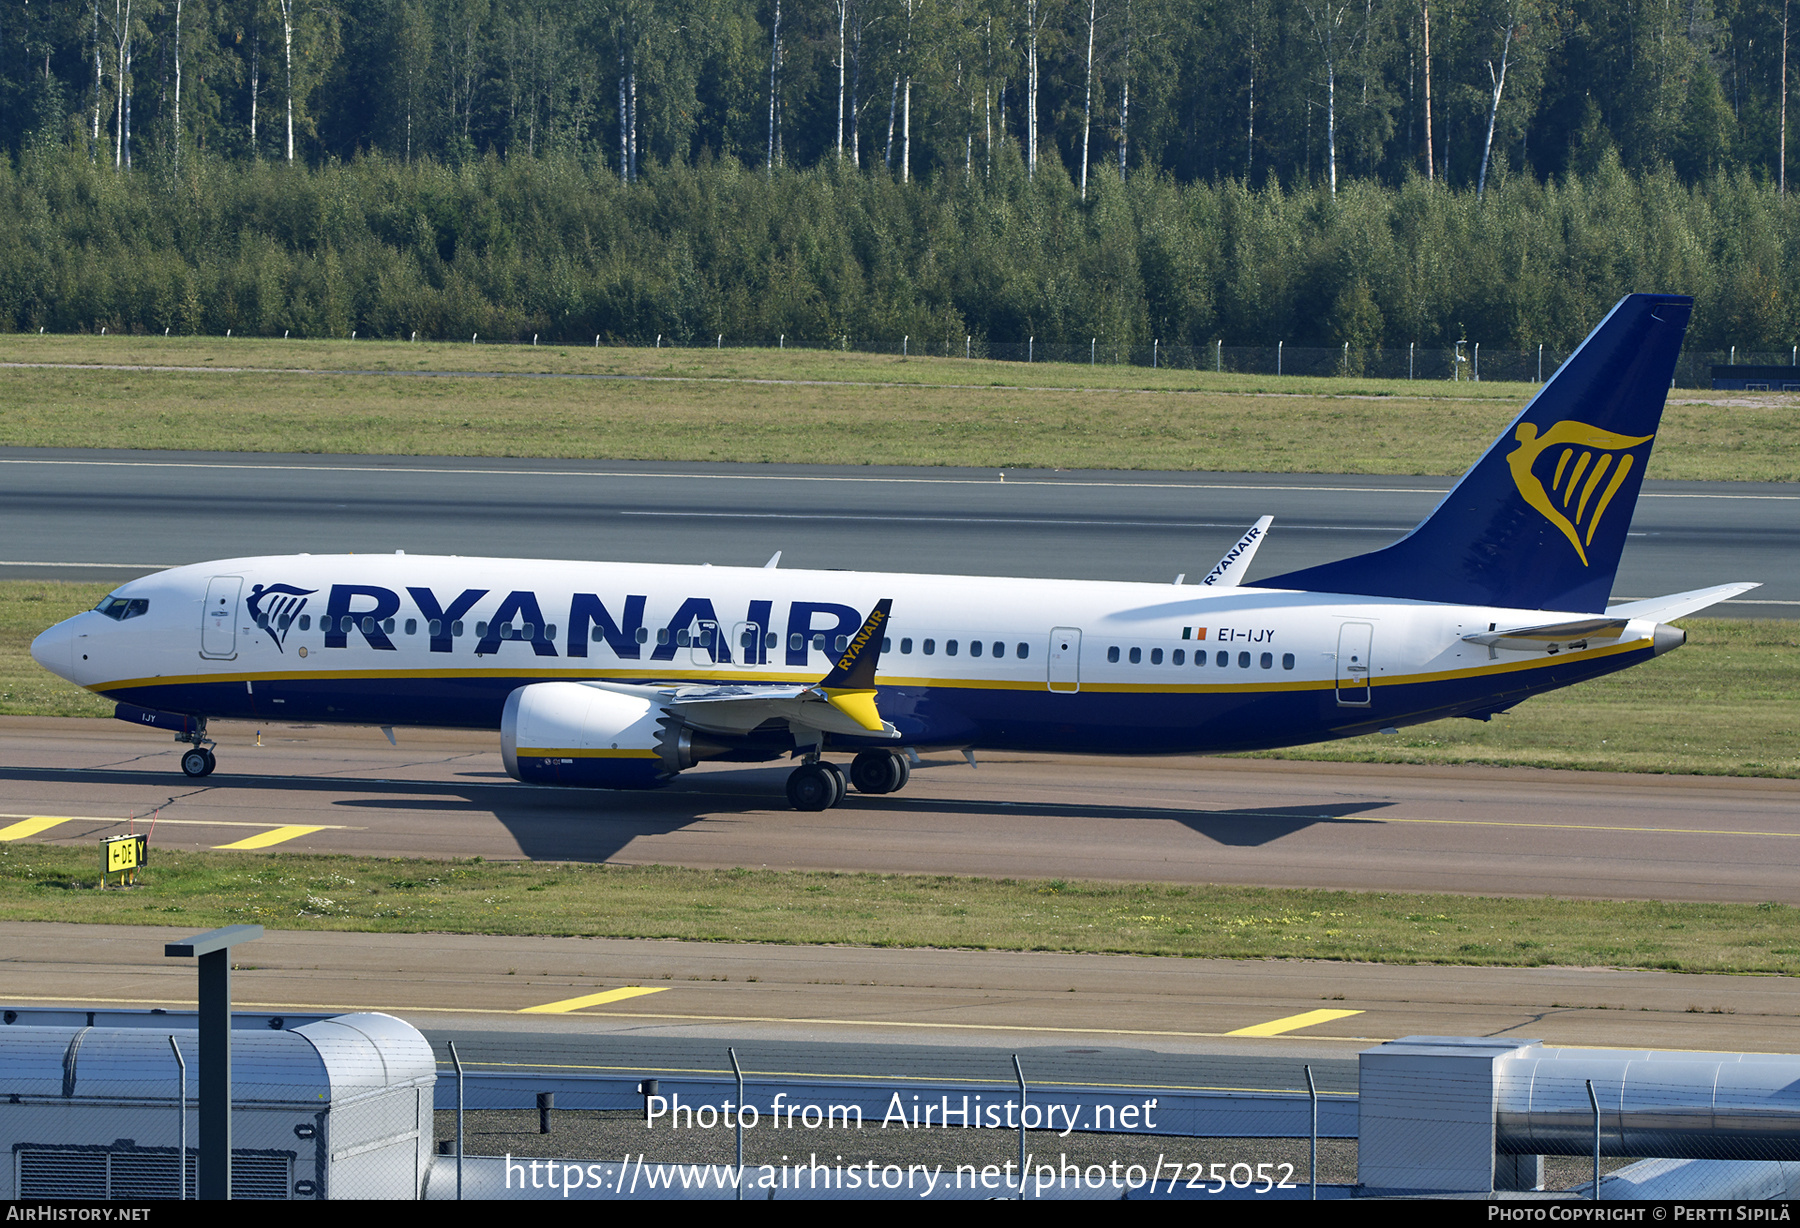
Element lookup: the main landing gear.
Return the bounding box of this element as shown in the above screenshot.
[177,718,217,778]
[785,749,912,811]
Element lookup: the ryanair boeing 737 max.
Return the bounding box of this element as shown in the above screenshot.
[31,294,1757,810]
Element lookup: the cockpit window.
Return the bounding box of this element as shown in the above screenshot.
[94,596,150,621]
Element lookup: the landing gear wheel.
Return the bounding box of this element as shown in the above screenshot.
[819,760,847,807]
[201,748,216,775]
[850,750,909,794]
[786,763,841,811]
[181,748,214,778]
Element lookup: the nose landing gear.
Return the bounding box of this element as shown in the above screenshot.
[176,718,217,777]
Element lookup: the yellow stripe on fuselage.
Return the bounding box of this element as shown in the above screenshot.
[86,638,1652,699]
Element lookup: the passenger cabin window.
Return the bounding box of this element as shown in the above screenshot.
[300,614,312,630]
[1173,649,1185,665]
[923,639,936,655]
[946,640,959,656]
[1261,652,1273,669]
[900,638,914,654]
[1107,646,1120,663]
[1238,651,1251,668]
[1216,651,1228,667]
[1016,643,1029,659]
[1151,648,1163,665]
[1282,653,1296,670]
[1129,647,1142,664]
[970,640,983,658]
[404,619,417,636]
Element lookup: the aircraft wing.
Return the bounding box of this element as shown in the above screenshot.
[1604,582,1761,623]
[571,599,901,740]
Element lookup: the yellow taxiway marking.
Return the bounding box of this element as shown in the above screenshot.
[4,994,1378,1042]
[0,813,356,843]
[212,825,328,850]
[519,987,669,1014]
[1226,1009,1365,1038]
[0,817,75,841]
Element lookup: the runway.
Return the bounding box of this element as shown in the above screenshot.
[1,448,1793,614]
[6,717,1798,903]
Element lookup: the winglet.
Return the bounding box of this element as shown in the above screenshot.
[820,599,892,731]
[821,600,892,690]
[1201,516,1274,587]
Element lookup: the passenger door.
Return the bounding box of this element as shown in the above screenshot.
[1336,622,1373,706]
[201,576,242,659]
[1047,628,1081,693]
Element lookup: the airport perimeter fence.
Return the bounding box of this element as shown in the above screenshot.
[70,322,1800,388]
[8,1019,1800,1200]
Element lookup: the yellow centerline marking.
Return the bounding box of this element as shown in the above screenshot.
[1357,816,1800,839]
[0,817,74,841]
[212,825,328,850]
[1227,1009,1365,1038]
[519,986,668,1014]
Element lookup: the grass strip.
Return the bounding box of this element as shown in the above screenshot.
[2,338,1793,480]
[4,582,1794,775]
[3,845,1797,974]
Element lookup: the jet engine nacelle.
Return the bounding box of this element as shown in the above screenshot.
[502,682,684,788]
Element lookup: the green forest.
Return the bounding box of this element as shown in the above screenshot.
[3,0,1798,348]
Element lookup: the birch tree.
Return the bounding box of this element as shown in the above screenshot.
[1475,5,1511,195]
[1304,0,1354,192]
[1079,0,1096,196]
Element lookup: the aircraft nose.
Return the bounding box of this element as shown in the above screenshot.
[30,619,75,681]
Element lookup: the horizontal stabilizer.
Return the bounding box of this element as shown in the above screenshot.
[1462,617,1629,655]
[1605,582,1761,623]
[1200,517,1273,588]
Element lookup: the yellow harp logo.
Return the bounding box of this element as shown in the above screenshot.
[1507,421,1654,566]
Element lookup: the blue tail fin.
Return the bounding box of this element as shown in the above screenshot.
[1250,293,1692,613]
